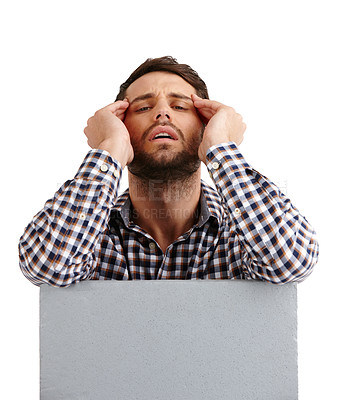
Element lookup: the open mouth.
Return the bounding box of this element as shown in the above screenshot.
[149,126,179,141]
[152,133,176,140]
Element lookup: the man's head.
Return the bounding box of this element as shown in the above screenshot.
[117,57,208,181]
[115,56,209,102]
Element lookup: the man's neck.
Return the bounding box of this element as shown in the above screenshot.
[128,168,202,253]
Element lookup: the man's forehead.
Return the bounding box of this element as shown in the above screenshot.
[125,71,196,100]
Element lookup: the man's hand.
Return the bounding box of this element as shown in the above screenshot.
[192,94,246,164]
[84,100,134,168]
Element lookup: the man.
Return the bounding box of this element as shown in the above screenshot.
[19,56,318,286]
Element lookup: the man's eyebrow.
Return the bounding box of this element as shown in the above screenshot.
[129,93,155,106]
[129,92,193,105]
[167,92,192,102]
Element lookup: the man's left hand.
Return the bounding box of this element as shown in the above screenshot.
[192,94,246,164]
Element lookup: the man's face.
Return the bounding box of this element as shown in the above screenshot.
[124,71,204,181]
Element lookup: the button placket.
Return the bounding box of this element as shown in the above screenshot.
[100,164,108,172]
[212,161,220,170]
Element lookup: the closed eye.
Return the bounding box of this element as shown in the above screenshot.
[136,106,152,112]
[172,103,189,111]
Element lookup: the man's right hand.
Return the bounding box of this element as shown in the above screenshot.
[84,100,134,168]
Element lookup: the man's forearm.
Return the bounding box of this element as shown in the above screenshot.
[18,149,122,287]
[206,142,319,284]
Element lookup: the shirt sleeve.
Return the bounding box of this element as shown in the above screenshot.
[18,150,122,287]
[206,142,319,284]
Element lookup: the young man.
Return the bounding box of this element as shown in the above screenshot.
[19,56,318,286]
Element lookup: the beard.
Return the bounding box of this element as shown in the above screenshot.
[128,122,204,182]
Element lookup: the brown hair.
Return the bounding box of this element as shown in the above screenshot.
[115,56,209,101]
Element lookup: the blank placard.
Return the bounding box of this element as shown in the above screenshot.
[40,280,297,400]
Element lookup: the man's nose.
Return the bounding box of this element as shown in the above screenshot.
[155,110,170,121]
[154,109,171,122]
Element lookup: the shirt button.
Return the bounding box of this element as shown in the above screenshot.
[212,161,220,170]
[113,170,120,178]
[234,208,241,216]
[79,213,86,220]
[149,242,156,250]
[100,164,108,172]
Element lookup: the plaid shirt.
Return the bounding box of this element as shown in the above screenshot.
[19,143,318,287]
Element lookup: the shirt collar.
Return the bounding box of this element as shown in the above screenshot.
[198,181,224,227]
[111,180,224,229]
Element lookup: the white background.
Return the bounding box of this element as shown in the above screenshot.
[1,0,339,398]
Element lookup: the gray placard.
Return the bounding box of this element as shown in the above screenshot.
[40,280,297,400]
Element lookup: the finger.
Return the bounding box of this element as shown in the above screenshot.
[115,108,127,117]
[191,93,201,103]
[99,100,129,115]
[116,110,128,121]
[191,95,225,122]
[84,126,90,138]
[192,94,236,116]
[115,103,130,119]
[193,105,216,120]
[111,101,129,115]
[191,94,221,110]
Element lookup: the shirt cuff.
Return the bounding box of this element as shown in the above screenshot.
[206,142,251,176]
[74,149,123,192]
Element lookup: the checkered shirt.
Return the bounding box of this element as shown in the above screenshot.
[19,143,319,287]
